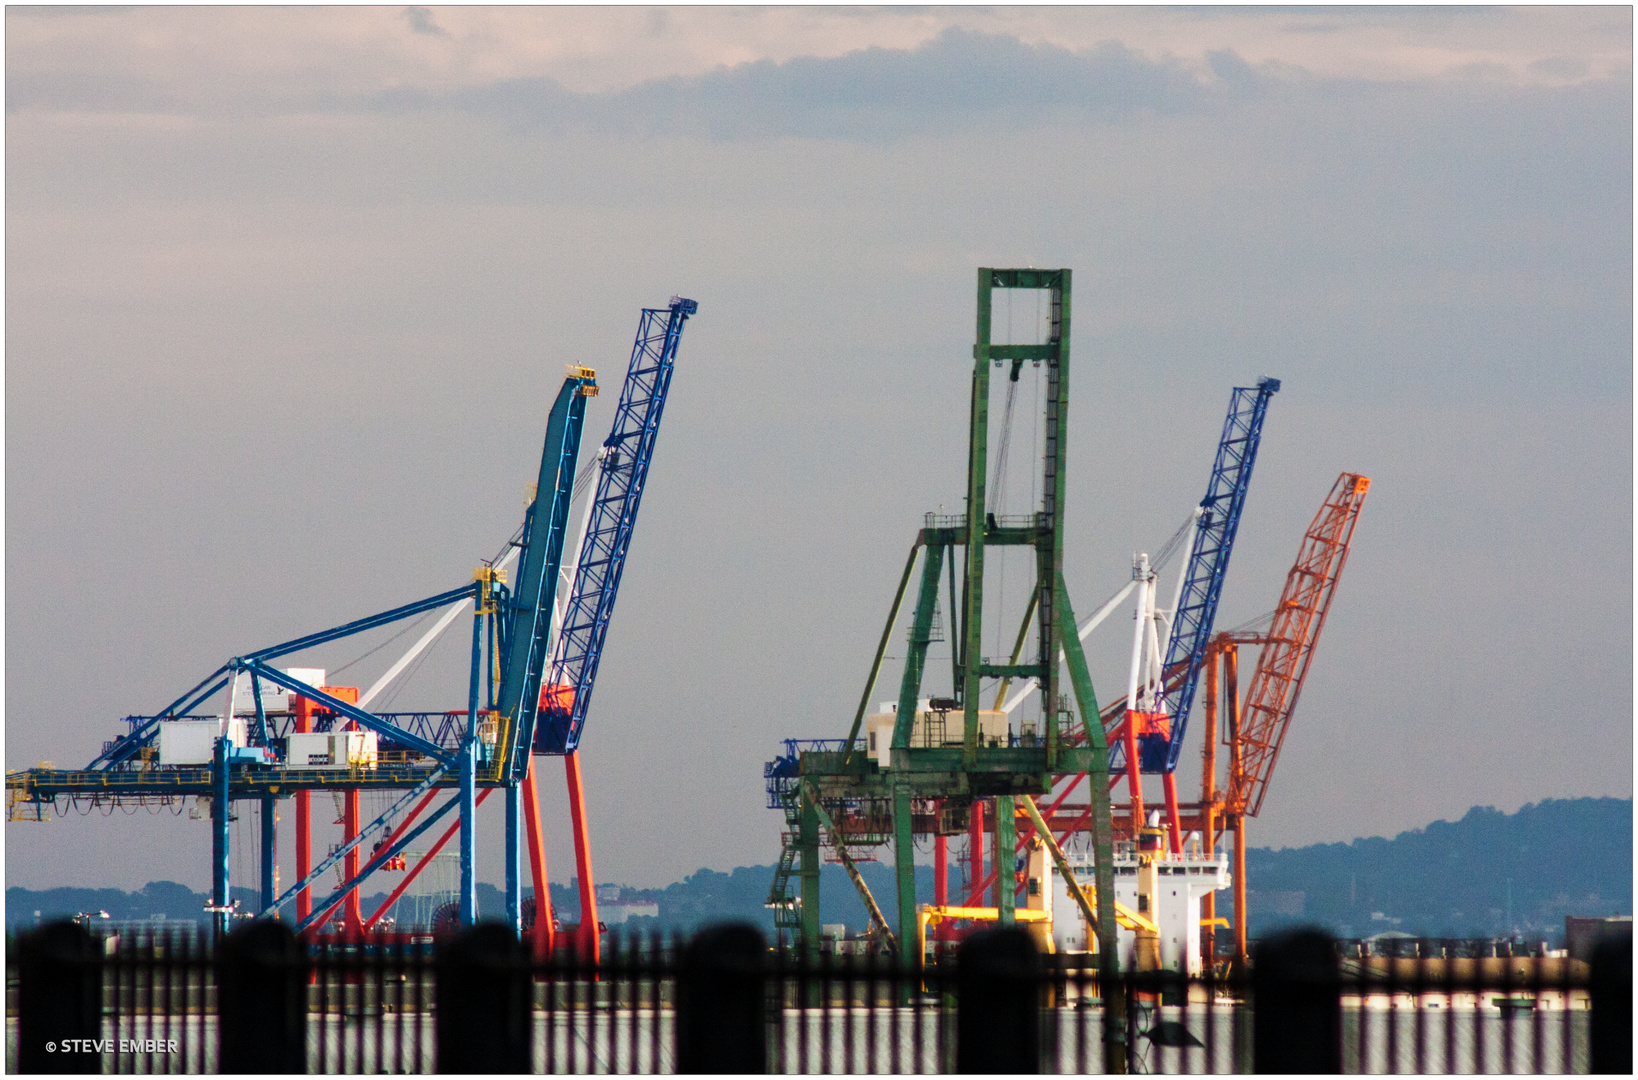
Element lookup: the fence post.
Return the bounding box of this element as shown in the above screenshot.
[1252,928,1341,1073]
[217,919,307,1073]
[16,921,102,1074]
[1590,925,1633,1075]
[676,922,767,1073]
[436,923,530,1073]
[956,927,1041,1073]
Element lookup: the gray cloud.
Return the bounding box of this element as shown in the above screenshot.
[7,27,1245,134]
[401,6,448,39]
[373,28,1232,140]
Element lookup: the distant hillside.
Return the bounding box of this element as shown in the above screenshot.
[1244,797,1632,940]
[11,798,1628,942]
[6,864,925,940]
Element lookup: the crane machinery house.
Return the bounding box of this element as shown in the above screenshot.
[864,701,1009,762]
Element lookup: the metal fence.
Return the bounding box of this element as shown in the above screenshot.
[7,920,1631,1074]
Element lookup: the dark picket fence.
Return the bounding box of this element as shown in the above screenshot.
[6,919,1630,1074]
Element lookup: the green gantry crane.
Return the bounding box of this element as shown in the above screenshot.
[766,269,1121,999]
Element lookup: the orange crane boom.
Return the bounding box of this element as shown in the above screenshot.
[1224,472,1371,819]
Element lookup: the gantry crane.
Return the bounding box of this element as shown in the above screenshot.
[6,297,696,948]
[521,296,695,960]
[765,270,1125,1068]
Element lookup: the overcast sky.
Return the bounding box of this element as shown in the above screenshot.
[6,6,1631,894]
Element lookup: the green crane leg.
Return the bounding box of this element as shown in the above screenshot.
[799,789,822,961]
[893,780,917,967]
[962,269,994,767]
[1055,573,1124,1072]
[996,795,1017,926]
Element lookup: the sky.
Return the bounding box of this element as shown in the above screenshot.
[5,6,1631,895]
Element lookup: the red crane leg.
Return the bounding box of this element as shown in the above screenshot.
[982,799,995,911]
[521,757,555,960]
[294,698,313,933]
[1162,771,1184,855]
[295,791,311,931]
[933,833,948,907]
[564,751,600,963]
[1123,718,1145,828]
[933,829,948,944]
[343,789,363,933]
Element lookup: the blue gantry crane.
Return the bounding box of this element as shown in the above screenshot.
[513,297,696,960]
[6,298,697,950]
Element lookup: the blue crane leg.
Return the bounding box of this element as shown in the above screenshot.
[260,794,277,920]
[459,743,476,927]
[460,605,483,927]
[505,782,522,936]
[213,738,230,937]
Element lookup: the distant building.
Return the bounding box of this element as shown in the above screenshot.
[599,900,659,925]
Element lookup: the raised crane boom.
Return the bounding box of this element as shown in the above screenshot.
[1225,472,1370,817]
[494,369,599,782]
[1132,377,1280,774]
[535,297,697,755]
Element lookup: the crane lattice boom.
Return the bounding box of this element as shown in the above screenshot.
[536,297,696,754]
[1125,377,1280,774]
[1225,471,1370,817]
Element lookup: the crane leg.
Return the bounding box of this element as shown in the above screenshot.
[260,796,277,925]
[343,788,363,933]
[933,826,948,948]
[520,759,554,959]
[295,790,311,933]
[1123,721,1145,832]
[565,751,600,962]
[1233,814,1248,973]
[995,796,1017,926]
[505,781,522,936]
[1162,772,1184,855]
